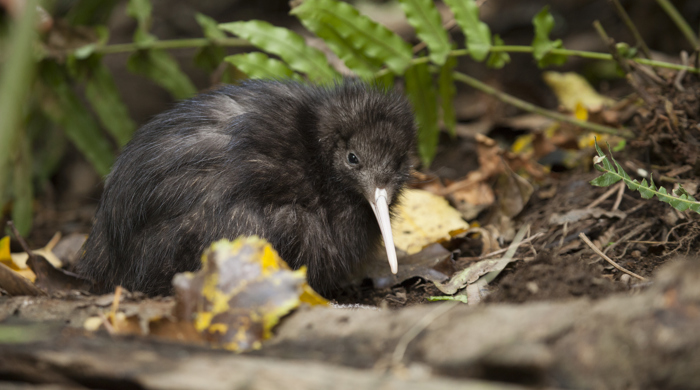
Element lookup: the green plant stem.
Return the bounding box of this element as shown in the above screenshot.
[38,38,698,75]
[97,37,250,54]
[452,71,636,138]
[655,0,699,50]
[0,0,38,192]
[453,46,699,73]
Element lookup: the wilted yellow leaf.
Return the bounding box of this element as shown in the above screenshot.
[174,236,327,352]
[392,189,469,255]
[543,71,614,112]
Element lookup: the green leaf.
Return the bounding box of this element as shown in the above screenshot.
[405,62,439,167]
[638,179,654,199]
[26,109,66,185]
[591,140,700,214]
[38,62,114,176]
[398,0,450,65]
[84,62,137,147]
[438,54,457,137]
[291,0,413,74]
[531,6,567,67]
[127,49,197,99]
[486,35,510,69]
[298,18,381,80]
[73,26,110,60]
[444,0,491,61]
[12,136,33,236]
[65,0,119,26]
[127,0,152,33]
[0,0,37,209]
[195,13,227,40]
[220,20,339,83]
[194,45,226,73]
[224,52,301,81]
[374,72,395,89]
[590,172,621,187]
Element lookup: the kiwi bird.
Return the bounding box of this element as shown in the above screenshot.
[75,79,416,297]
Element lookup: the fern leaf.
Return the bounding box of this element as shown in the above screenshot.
[405,62,439,167]
[438,54,457,137]
[291,0,413,74]
[224,52,302,81]
[443,0,491,61]
[297,18,381,79]
[398,0,450,65]
[220,20,339,83]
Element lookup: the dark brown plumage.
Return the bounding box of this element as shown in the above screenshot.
[75,79,416,297]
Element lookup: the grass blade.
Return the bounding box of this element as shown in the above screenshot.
[0,1,37,205]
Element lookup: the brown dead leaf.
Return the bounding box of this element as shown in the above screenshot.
[28,253,92,293]
[0,261,45,296]
[496,169,534,219]
[366,243,456,289]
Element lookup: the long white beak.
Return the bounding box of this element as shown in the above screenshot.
[369,188,398,274]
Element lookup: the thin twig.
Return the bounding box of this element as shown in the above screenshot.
[593,20,631,73]
[452,71,635,138]
[664,220,697,242]
[458,232,545,262]
[391,301,458,366]
[608,0,652,58]
[674,51,689,91]
[587,182,622,209]
[603,221,654,255]
[97,37,249,54]
[611,180,625,211]
[559,221,568,248]
[579,232,647,281]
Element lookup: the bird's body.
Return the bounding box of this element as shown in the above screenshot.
[75,80,415,296]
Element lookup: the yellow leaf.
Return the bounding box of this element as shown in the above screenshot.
[543,71,614,112]
[574,102,589,121]
[175,236,328,353]
[392,189,469,255]
[0,236,16,270]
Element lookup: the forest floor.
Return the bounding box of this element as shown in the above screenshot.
[2,1,700,388]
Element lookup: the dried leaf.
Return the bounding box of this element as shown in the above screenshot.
[173,237,327,352]
[543,71,615,112]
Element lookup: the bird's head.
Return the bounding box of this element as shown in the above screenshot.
[316,82,416,274]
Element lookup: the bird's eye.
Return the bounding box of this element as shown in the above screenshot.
[347,152,359,165]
